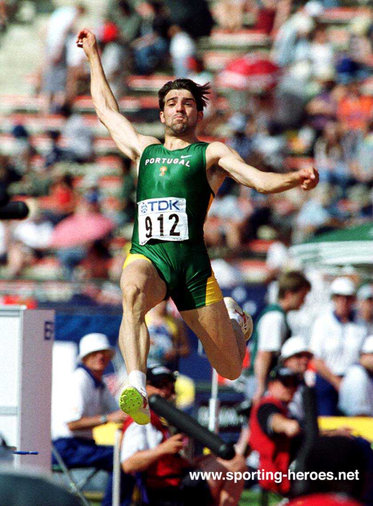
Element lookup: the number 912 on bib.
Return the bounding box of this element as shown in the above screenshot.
[138,197,189,245]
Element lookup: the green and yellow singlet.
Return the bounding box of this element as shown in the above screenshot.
[127,142,223,311]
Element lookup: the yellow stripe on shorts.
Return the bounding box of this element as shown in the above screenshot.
[205,272,223,306]
[123,252,153,270]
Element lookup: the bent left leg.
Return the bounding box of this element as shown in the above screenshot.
[181,300,246,380]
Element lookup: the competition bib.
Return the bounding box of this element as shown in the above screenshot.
[138,197,189,245]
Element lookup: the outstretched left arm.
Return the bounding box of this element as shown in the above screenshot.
[206,142,319,195]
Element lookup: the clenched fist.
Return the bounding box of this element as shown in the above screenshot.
[76,28,98,58]
[298,166,319,191]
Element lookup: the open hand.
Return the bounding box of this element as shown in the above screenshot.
[160,434,185,455]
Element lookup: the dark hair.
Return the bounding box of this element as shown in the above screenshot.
[147,366,177,387]
[278,271,311,299]
[158,79,210,112]
[268,366,302,386]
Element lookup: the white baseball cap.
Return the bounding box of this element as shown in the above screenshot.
[330,277,356,297]
[281,336,313,361]
[361,335,373,354]
[304,1,324,17]
[78,333,115,361]
[357,284,373,301]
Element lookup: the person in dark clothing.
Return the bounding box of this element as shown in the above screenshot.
[249,366,303,496]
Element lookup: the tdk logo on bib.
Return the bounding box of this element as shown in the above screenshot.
[138,197,188,244]
[139,198,185,215]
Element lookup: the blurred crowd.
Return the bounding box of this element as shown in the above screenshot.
[0,0,371,287]
[0,0,371,290]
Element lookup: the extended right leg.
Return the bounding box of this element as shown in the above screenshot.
[118,255,167,423]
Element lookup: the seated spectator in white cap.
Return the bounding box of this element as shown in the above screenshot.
[356,284,373,335]
[339,334,373,417]
[309,277,366,416]
[52,333,128,506]
[280,336,313,423]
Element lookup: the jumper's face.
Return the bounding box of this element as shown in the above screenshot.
[160,89,202,135]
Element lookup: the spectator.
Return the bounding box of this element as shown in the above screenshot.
[356,284,373,335]
[313,120,355,193]
[339,334,373,417]
[168,25,196,78]
[347,9,373,82]
[106,0,142,46]
[10,124,36,175]
[58,103,95,164]
[204,181,248,251]
[40,4,86,112]
[350,118,373,185]
[146,299,190,370]
[226,113,253,162]
[40,173,77,225]
[337,81,373,133]
[264,224,294,304]
[186,55,213,87]
[294,182,344,242]
[251,0,284,36]
[6,201,54,278]
[121,365,246,506]
[214,0,248,32]
[52,333,127,506]
[163,0,214,39]
[248,366,303,496]
[132,1,170,75]
[305,67,338,140]
[280,335,366,434]
[308,25,335,80]
[251,270,311,403]
[344,184,373,223]
[99,20,129,99]
[44,130,65,169]
[280,335,314,424]
[309,277,367,415]
[271,1,324,68]
[53,194,113,280]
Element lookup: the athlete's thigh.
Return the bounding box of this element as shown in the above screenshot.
[180,299,236,351]
[120,254,167,311]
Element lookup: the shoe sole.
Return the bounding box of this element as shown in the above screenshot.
[119,386,150,425]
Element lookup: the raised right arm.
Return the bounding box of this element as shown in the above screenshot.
[76,28,160,162]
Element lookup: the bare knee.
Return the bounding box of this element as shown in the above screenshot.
[122,284,146,317]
